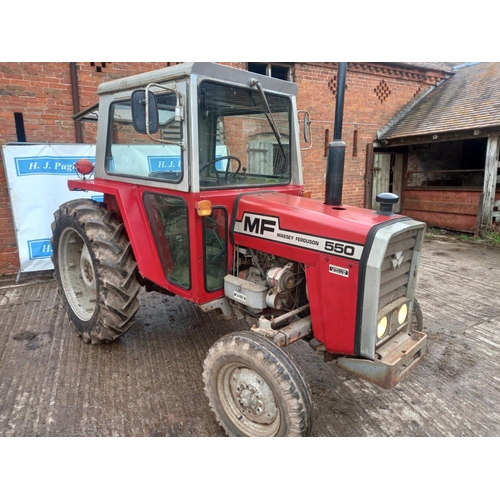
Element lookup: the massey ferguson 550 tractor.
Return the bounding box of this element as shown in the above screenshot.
[51,62,427,436]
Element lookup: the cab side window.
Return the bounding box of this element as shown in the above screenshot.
[106,92,183,182]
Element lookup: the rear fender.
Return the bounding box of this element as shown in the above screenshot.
[68,179,168,290]
[104,194,122,223]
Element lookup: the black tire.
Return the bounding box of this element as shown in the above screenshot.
[51,199,141,344]
[203,331,313,437]
[411,298,423,331]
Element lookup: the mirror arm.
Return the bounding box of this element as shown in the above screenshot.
[143,83,185,148]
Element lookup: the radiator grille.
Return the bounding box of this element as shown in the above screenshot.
[379,229,418,309]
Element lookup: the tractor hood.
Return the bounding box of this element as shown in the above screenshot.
[231,191,406,264]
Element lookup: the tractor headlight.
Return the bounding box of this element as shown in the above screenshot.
[398,303,408,325]
[377,316,388,339]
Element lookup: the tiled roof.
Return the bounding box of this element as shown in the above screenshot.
[402,62,458,72]
[379,62,500,140]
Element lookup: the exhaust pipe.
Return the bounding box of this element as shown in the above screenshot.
[325,62,347,207]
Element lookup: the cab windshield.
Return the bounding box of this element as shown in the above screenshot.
[198,81,292,189]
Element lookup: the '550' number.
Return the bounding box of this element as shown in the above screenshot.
[324,240,355,256]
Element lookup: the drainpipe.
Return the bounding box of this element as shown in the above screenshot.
[70,62,83,143]
[325,62,347,206]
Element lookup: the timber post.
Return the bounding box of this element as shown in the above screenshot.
[481,136,500,230]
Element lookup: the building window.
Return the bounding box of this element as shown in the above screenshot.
[248,63,293,81]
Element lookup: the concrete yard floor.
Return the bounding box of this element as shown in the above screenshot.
[1,234,499,437]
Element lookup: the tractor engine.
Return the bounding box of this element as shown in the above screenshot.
[225,247,306,317]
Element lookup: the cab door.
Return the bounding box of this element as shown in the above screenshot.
[143,192,191,290]
[143,190,231,302]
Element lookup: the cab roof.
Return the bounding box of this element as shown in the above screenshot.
[97,62,298,96]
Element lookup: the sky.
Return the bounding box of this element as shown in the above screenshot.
[2,3,495,63]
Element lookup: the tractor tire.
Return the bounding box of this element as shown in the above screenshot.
[203,331,313,437]
[411,298,423,332]
[51,198,141,344]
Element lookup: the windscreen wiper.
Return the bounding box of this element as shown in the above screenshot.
[250,79,287,174]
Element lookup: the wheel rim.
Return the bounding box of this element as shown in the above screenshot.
[217,362,281,437]
[59,227,97,321]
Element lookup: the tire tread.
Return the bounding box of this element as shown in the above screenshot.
[203,331,312,437]
[52,199,141,344]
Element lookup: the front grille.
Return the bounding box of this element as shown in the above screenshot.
[378,229,418,309]
[358,220,426,360]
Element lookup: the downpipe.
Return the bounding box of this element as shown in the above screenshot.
[70,62,83,144]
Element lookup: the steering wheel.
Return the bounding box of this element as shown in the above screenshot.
[200,156,242,184]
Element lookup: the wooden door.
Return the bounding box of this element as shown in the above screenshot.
[372,153,403,213]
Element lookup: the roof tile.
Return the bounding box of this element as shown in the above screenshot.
[380,62,500,139]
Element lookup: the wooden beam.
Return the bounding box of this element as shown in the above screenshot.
[382,126,500,148]
[481,136,500,227]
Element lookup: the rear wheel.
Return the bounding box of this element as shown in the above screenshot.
[203,331,313,437]
[51,199,141,344]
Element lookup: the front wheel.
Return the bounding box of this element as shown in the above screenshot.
[51,199,141,344]
[203,331,313,437]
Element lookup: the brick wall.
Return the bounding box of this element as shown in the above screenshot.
[0,61,446,275]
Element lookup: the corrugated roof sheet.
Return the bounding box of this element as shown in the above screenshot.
[380,62,500,140]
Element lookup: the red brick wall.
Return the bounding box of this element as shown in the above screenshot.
[0,61,446,275]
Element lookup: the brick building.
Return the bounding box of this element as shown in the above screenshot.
[0,61,451,276]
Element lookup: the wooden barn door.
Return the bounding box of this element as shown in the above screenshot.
[372,152,403,213]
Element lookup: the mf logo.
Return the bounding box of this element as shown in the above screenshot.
[243,215,277,235]
[390,251,404,270]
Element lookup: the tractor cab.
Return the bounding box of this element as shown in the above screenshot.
[88,62,305,192]
[71,62,308,305]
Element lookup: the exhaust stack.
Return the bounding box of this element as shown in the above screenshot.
[325,62,347,207]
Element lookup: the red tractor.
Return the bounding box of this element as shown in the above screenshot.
[51,62,426,436]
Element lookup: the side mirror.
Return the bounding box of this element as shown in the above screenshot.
[298,110,312,150]
[131,90,159,134]
[303,113,311,143]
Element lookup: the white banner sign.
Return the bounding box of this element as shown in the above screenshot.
[2,143,101,273]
